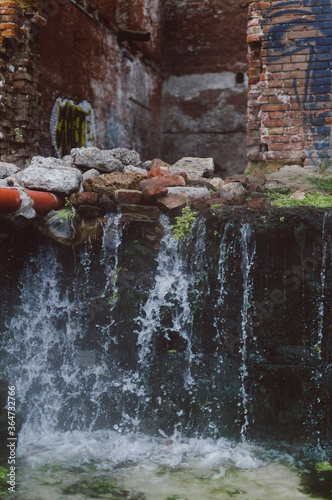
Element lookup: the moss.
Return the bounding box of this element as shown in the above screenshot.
[293,223,307,254]
[2,0,43,9]
[269,192,332,208]
[309,176,332,193]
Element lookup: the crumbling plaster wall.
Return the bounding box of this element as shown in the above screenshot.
[161,0,249,176]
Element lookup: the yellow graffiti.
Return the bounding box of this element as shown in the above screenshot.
[55,100,94,157]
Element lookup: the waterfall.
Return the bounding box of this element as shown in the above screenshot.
[239,224,256,441]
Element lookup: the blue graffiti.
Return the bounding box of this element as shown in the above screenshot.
[265,0,332,164]
[104,105,120,149]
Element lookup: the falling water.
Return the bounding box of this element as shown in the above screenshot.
[239,224,256,442]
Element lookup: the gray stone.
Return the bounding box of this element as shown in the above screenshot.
[170,157,214,180]
[17,166,82,195]
[30,156,70,170]
[109,148,141,166]
[139,160,152,171]
[0,162,20,179]
[167,186,210,200]
[219,182,246,205]
[71,147,123,173]
[123,165,148,175]
[210,178,225,190]
[82,169,100,181]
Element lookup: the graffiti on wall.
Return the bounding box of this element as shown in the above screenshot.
[50,96,97,158]
[265,0,332,163]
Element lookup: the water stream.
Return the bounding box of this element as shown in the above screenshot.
[0,211,331,499]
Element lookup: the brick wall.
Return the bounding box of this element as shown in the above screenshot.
[247,0,332,170]
[38,0,162,161]
[0,1,42,165]
[161,0,248,176]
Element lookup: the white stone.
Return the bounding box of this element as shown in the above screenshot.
[0,162,20,179]
[17,166,82,195]
[71,147,123,173]
[123,165,148,175]
[167,186,210,200]
[170,157,214,180]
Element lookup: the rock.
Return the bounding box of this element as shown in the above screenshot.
[115,189,142,205]
[147,166,171,179]
[265,164,322,192]
[224,174,248,185]
[150,158,171,171]
[206,198,223,207]
[77,205,103,218]
[156,194,189,216]
[219,182,247,205]
[192,197,210,211]
[187,178,215,189]
[247,183,266,195]
[247,197,271,211]
[98,194,117,213]
[30,156,69,170]
[120,204,160,220]
[70,192,99,207]
[123,165,148,175]
[248,168,266,186]
[17,164,82,195]
[265,181,292,194]
[167,186,210,200]
[139,160,152,171]
[170,157,214,180]
[142,185,168,205]
[83,172,145,196]
[107,148,140,166]
[210,177,225,190]
[82,169,100,181]
[0,162,20,179]
[120,214,164,249]
[290,189,306,200]
[139,175,186,191]
[71,147,123,173]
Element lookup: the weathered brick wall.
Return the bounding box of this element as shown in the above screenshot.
[38,0,162,161]
[0,1,42,165]
[161,0,248,176]
[247,0,332,170]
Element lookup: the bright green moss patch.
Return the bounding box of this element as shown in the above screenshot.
[269,192,332,208]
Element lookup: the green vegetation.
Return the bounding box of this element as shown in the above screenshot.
[0,467,8,496]
[316,159,332,175]
[172,206,197,240]
[309,176,332,193]
[54,208,74,223]
[316,462,332,473]
[269,192,332,208]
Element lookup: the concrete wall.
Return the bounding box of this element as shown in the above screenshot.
[161,0,248,176]
[247,0,332,170]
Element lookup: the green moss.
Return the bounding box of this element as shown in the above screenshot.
[269,192,332,208]
[309,176,332,193]
[172,206,197,240]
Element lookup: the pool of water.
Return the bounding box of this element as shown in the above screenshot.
[8,429,328,499]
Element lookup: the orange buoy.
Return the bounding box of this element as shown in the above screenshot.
[0,188,65,214]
